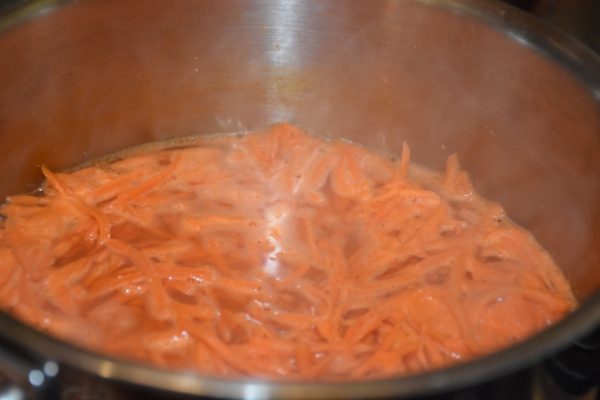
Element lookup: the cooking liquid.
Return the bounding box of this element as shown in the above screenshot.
[0,123,576,380]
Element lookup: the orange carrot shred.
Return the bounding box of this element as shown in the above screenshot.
[0,123,576,381]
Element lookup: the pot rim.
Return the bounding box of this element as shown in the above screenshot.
[0,0,599,398]
[1,294,598,399]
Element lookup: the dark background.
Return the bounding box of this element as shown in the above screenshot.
[506,0,600,53]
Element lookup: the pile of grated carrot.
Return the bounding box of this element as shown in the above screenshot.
[0,123,576,380]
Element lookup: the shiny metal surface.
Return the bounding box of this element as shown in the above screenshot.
[0,0,599,398]
[0,0,70,32]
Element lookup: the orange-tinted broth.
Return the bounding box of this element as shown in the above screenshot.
[0,123,576,380]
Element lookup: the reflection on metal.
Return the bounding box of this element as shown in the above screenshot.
[268,0,303,68]
[266,0,307,122]
[27,370,44,387]
[0,386,25,400]
[0,0,71,32]
[42,361,59,378]
[98,361,115,379]
[429,0,600,100]
[242,384,273,400]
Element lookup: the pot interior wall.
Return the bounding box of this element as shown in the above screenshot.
[0,0,599,299]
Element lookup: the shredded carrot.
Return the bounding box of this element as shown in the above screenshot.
[0,123,576,380]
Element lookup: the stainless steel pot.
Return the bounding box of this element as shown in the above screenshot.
[0,0,599,399]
